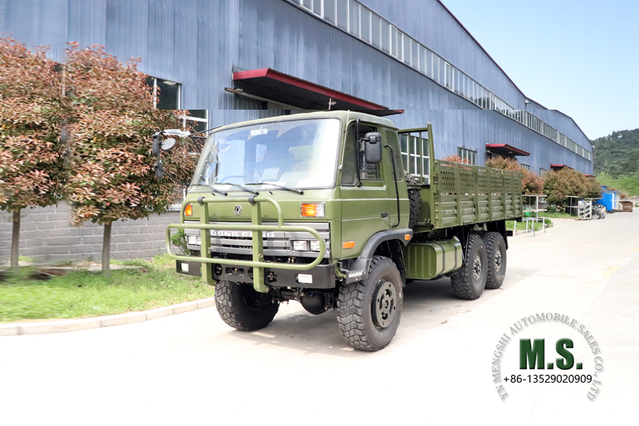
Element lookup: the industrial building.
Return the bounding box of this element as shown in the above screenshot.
[1,0,593,174]
[0,0,594,262]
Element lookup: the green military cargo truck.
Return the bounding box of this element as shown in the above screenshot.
[165,111,522,351]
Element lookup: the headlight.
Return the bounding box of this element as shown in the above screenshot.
[293,240,309,251]
[310,240,322,252]
[187,235,201,245]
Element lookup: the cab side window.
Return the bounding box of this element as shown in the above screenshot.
[340,123,380,185]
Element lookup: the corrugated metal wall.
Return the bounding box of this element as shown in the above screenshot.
[0,0,592,173]
[359,0,526,110]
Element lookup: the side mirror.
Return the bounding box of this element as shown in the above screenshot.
[161,137,177,152]
[364,132,382,164]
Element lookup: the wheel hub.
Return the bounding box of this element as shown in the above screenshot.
[372,280,397,328]
[472,254,482,283]
[494,250,503,274]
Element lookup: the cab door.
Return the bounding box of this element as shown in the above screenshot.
[338,122,393,257]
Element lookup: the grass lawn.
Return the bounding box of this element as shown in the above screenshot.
[506,217,554,232]
[0,254,215,323]
[538,211,576,219]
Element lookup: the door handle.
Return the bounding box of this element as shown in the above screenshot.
[381,212,389,218]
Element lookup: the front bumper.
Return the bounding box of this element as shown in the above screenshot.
[176,259,336,289]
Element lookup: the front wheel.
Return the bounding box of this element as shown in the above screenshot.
[215,281,279,331]
[337,256,403,351]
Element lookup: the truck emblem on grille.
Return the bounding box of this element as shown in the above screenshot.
[234,205,242,215]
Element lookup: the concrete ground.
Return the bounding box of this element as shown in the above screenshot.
[1,210,637,425]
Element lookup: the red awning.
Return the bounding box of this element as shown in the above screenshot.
[232,68,403,117]
[485,143,530,157]
[550,164,573,170]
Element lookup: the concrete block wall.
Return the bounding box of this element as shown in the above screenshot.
[0,203,179,264]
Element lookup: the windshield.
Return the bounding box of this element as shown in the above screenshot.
[191,118,341,190]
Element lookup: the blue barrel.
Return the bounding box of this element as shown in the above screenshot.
[595,187,619,212]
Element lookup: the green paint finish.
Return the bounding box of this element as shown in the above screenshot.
[165,111,523,289]
[404,237,462,279]
[431,160,522,229]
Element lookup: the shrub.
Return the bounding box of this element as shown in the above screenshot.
[542,168,602,206]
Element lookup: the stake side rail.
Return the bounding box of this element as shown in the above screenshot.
[432,160,523,229]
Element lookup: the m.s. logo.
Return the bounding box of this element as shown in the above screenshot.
[519,338,582,370]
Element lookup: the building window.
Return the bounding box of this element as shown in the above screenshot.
[539,167,548,177]
[147,77,181,109]
[381,20,390,53]
[181,110,208,133]
[336,0,348,30]
[400,133,430,180]
[360,7,371,43]
[390,26,399,58]
[520,163,530,171]
[323,0,335,24]
[458,147,477,165]
[371,13,381,48]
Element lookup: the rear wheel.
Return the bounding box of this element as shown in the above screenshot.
[215,281,279,331]
[483,232,507,289]
[337,256,403,351]
[450,234,487,300]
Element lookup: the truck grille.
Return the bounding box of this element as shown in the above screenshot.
[184,221,330,259]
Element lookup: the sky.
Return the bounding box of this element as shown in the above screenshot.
[440,0,639,140]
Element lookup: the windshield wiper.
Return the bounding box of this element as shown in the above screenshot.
[246,182,304,195]
[210,187,228,196]
[219,182,260,195]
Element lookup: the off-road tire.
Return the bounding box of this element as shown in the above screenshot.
[450,234,487,300]
[482,232,507,289]
[405,173,421,228]
[215,280,279,331]
[337,256,403,351]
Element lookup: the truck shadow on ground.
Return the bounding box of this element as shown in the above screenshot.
[223,276,488,356]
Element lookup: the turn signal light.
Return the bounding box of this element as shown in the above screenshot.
[301,203,325,217]
[343,241,355,249]
[184,204,193,216]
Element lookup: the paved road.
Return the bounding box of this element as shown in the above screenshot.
[1,210,638,425]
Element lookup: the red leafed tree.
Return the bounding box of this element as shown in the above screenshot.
[63,43,197,274]
[0,37,65,270]
[441,154,471,164]
[542,168,602,206]
[484,156,544,195]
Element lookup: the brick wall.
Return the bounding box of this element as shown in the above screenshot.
[0,203,179,264]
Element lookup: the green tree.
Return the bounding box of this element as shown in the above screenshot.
[63,43,197,274]
[592,130,639,178]
[0,37,65,271]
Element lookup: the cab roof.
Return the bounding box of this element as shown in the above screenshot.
[210,110,399,134]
